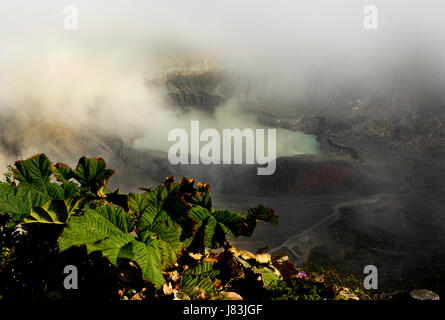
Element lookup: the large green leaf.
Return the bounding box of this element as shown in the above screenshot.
[242,204,279,237]
[13,154,64,200]
[23,197,84,224]
[252,266,282,289]
[188,205,279,249]
[143,216,184,269]
[72,157,115,197]
[203,215,228,248]
[138,202,185,269]
[59,208,134,255]
[181,262,220,294]
[213,209,247,237]
[136,187,169,230]
[141,215,182,241]
[61,181,81,198]
[183,261,219,276]
[0,182,51,224]
[136,184,191,233]
[190,206,211,221]
[128,192,152,221]
[118,239,164,288]
[248,204,279,225]
[158,238,183,269]
[189,208,246,249]
[58,207,165,288]
[191,183,212,210]
[52,163,73,183]
[94,205,134,233]
[52,163,81,198]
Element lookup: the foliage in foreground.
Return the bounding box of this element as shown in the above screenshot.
[0,154,372,300]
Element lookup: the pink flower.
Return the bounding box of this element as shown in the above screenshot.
[297,271,306,278]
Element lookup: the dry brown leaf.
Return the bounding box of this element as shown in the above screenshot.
[238,250,257,261]
[197,289,209,300]
[203,252,219,263]
[189,252,203,261]
[213,279,223,290]
[163,282,174,295]
[336,288,360,300]
[256,253,271,264]
[272,255,298,279]
[221,291,243,300]
[130,288,148,300]
[167,270,180,283]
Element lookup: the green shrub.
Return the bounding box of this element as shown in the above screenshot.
[0,154,278,299]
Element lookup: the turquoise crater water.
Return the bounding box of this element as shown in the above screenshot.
[274,128,320,157]
[134,126,320,158]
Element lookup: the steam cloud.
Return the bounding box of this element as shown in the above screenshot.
[1,0,445,172]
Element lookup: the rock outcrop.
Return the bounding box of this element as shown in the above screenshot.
[145,60,233,112]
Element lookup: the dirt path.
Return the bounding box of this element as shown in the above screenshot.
[269,192,385,263]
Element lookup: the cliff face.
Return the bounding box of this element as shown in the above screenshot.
[256,155,374,196]
[144,60,295,114]
[165,71,229,111]
[145,61,233,112]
